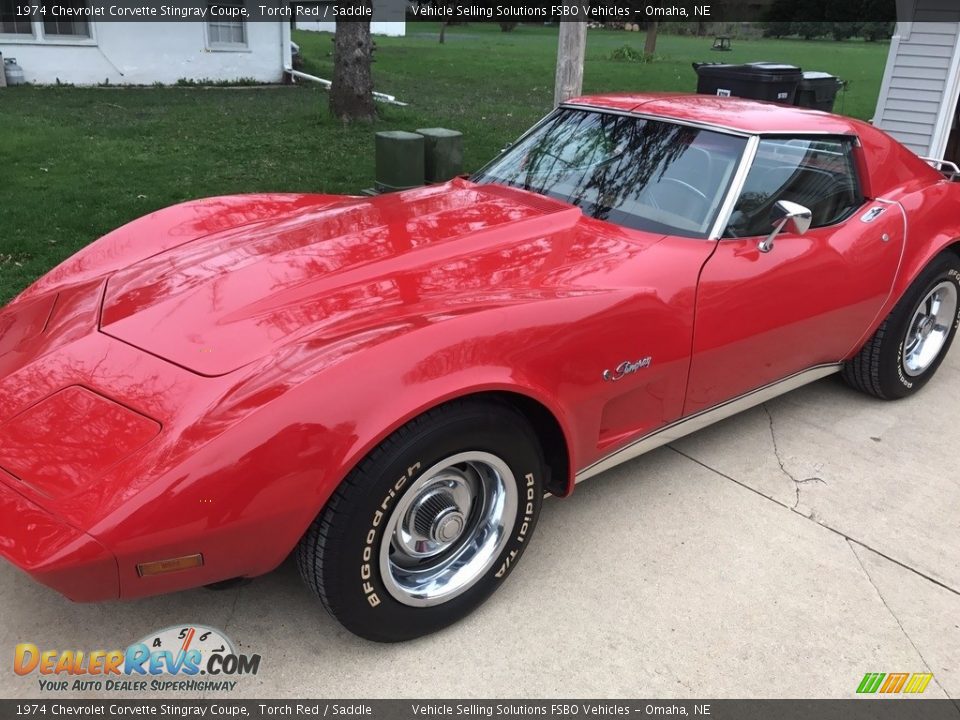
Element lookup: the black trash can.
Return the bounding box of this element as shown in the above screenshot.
[693,61,802,104]
[794,71,842,112]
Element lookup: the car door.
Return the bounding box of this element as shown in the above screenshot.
[684,135,905,415]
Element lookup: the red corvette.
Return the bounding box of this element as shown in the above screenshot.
[2,94,959,642]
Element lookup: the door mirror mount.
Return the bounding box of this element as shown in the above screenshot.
[758,200,812,253]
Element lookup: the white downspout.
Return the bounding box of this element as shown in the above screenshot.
[281,15,292,81]
[286,68,330,89]
[284,66,407,106]
[282,22,407,110]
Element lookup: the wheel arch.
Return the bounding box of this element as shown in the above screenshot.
[894,236,960,303]
[943,239,960,263]
[466,390,572,498]
[362,389,574,499]
[889,181,960,311]
[849,235,960,362]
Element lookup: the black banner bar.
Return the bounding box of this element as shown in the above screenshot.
[4,0,928,24]
[2,700,960,719]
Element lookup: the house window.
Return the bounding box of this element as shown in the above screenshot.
[41,0,90,37]
[0,0,34,35]
[207,2,247,47]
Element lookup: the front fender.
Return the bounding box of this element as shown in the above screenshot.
[272,297,618,505]
[90,297,608,599]
[93,356,577,601]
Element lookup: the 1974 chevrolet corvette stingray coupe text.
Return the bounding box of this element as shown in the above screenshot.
[2,95,959,641]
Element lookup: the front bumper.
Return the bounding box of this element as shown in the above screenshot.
[0,469,118,602]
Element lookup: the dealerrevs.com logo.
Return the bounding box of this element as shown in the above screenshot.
[14,625,260,693]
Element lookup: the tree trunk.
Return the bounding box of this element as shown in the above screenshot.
[553,13,586,106]
[439,21,447,44]
[644,21,659,56]
[330,16,376,122]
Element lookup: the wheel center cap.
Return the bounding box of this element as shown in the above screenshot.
[919,316,934,338]
[411,490,466,546]
[433,510,465,543]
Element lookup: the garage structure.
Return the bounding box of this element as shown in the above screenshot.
[0,9,291,85]
[874,0,960,164]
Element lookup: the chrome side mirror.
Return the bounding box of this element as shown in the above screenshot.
[758,200,812,253]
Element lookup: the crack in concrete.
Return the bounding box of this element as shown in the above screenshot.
[848,540,955,703]
[222,585,243,635]
[668,445,960,600]
[666,443,959,703]
[763,404,805,510]
[201,586,243,701]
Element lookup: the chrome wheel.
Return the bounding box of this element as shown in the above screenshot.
[902,281,958,377]
[379,451,518,607]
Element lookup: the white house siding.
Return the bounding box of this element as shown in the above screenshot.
[0,22,288,85]
[295,21,405,37]
[874,9,960,157]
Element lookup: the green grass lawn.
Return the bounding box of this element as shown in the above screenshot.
[0,23,889,304]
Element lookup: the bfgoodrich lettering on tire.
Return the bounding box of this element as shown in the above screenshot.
[296,399,545,642]
[843,253,960,400]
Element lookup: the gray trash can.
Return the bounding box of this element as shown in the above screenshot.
[794,71,842,112]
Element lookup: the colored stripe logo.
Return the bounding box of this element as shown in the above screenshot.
[857,672,933,694]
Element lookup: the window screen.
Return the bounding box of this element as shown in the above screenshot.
[0,0,33,34]
[208,2,247,45]
[41,0,90,36]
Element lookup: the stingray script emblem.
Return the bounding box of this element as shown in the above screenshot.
[603,357,653,382]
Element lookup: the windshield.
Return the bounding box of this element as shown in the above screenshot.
[473,108,748,238]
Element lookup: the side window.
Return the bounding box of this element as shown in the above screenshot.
[725,136,864,238]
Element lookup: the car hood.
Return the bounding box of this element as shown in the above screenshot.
[99,179,586,376]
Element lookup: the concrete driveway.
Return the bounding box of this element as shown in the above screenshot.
[2,354,958,701]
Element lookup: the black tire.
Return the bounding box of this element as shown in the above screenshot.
[296,399,545,642]
[843,253,960,399]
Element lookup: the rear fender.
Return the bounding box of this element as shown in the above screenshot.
[888,183,960,313]
[844,182,960,359]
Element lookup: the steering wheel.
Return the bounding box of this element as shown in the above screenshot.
[647,178,710,216]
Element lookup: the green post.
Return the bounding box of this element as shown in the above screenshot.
[375,131,425,192]
[416,128,464,183]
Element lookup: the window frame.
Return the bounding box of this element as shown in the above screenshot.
[0,0,36,38]
[41,0,91,39]
[721,133,867,239]
[206,0,249,52]
[0,0,96,45]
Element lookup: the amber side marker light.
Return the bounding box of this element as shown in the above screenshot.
[137,554,204,577]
